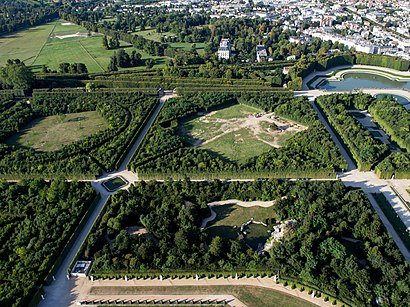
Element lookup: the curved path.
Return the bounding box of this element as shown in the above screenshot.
[35,86,410,307]
[302,64,410,91]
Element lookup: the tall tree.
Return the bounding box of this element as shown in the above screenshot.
[0,59,34,91]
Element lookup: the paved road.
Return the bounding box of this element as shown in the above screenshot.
[298,89,410,264]
[341,170,410,263]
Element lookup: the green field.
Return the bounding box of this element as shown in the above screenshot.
[0,22,55,66]
[6,111,107,152]
[180,104,278,163]
[203,128,273,163]
[135,28,176,42]
[32,20,167,72]
[170,42,207,55]
[135,28,207,54]
[89,285,316,307]
[0,19,167,73]
[205,204,275,242]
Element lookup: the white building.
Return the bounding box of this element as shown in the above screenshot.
[218,39,231,60]
[256,45,268,62]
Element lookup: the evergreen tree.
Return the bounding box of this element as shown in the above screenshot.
[102,35,109,50]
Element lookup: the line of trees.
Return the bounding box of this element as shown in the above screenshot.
[58,62,88,74]
[315,93,389,171]
[107,49,142,71]
[81,180,410,306]
[368,98,410,152]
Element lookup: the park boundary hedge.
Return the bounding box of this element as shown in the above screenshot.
[137,169,336,180]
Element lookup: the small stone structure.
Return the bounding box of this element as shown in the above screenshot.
[71,260,92,277]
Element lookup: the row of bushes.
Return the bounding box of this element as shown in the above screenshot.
[137,169,336,180]
[369,99,410,152]
[315,94,388,171]
[375,152,410,179]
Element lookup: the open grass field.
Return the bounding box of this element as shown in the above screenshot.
[6,111,107,152]
[32,20,168,73]
[179,104,305,163]
[170,42,207,55]
[0,22,56,66]
[0,19,167,72]
[203,128,273,163]
[89,285,315,307]
[134,28,176,43]
[135,28,207,54]
[205,204,275,242]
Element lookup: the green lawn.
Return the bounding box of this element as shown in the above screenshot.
[180,104,273,163]
[6,111,107,152]
[170,42,207,55]
[26,20,167,72]
[202,128,273,163]
[0,22,56,66]
[211,104,261,119]
[89,285,315,307]
[205,204,275,241]
[134,28,176,42]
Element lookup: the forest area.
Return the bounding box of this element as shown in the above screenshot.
[0,179,96,307]
[82,179,410,307]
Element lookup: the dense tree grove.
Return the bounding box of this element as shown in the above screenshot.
[0,59,35,91]
[315,93,389,171]
[0,1,58,34]
[129,92,346,178]
[0,179,96,307]
[107,49,142,71]
[83,180,410,306]
[0,90,157,178]
[376,152,410,179]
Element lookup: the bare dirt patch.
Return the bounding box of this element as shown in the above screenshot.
[188,110,307,148]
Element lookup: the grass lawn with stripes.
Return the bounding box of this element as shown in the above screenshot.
[0,22,55,66]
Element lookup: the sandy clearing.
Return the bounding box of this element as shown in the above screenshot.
[189,111,307,148]
[54,32,89,39]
